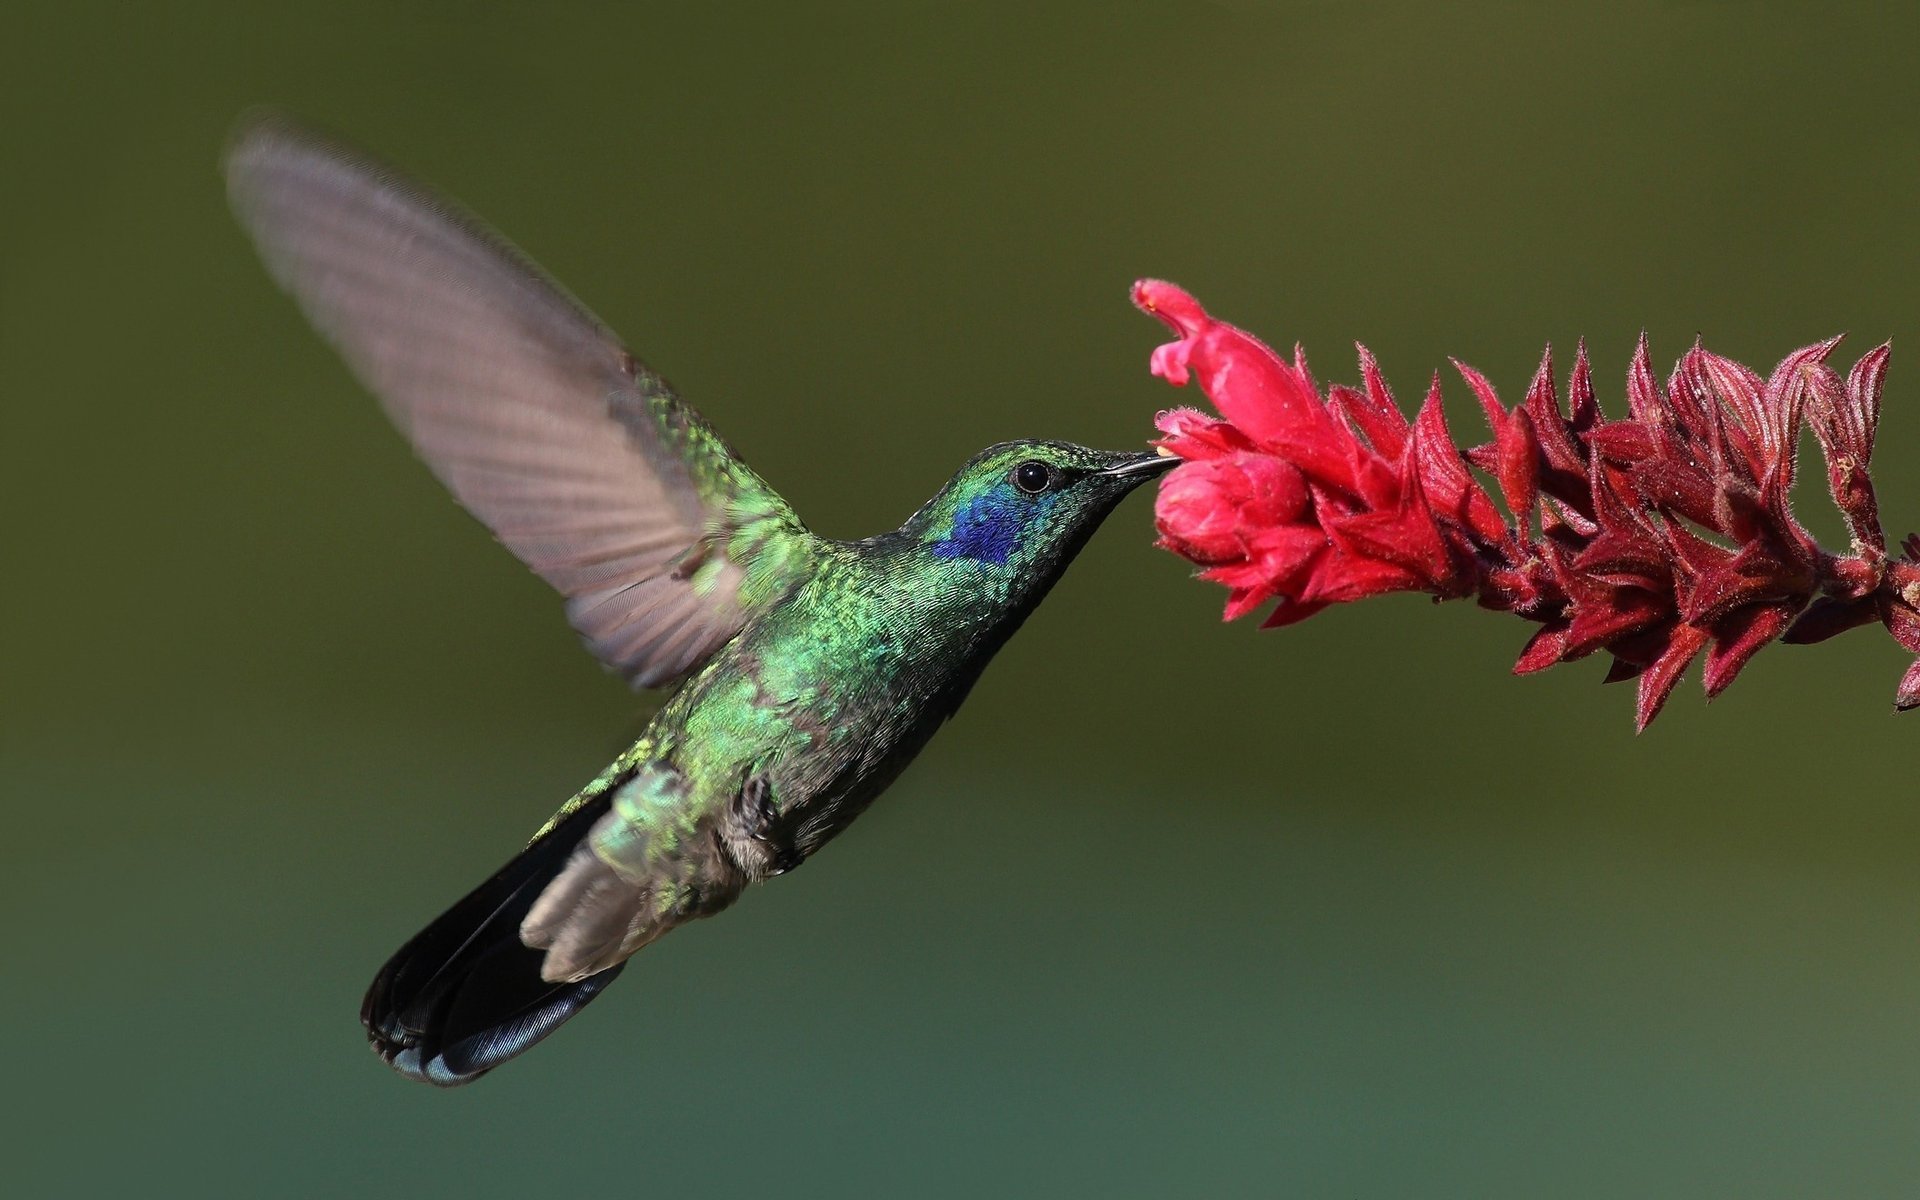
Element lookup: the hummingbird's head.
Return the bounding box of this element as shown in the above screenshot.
[906,440,1176,602]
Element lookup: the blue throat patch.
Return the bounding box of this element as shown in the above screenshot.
[930,488,1045,565]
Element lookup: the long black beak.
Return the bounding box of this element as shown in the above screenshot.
[1098,451,1181,480]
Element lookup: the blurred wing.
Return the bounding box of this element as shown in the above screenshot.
[225,115,808,688]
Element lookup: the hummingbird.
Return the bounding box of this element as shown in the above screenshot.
[225,115,1174,1087]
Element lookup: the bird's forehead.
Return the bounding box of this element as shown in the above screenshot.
[963,439,1106,478]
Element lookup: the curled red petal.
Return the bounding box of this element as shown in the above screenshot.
[1153,407,1252,460]
[1132,278,1338,455]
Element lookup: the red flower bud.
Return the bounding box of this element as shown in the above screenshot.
[1154,454,1310,565]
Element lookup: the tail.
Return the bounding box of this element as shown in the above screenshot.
[361,794,625,1087]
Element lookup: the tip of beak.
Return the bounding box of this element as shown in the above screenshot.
[1100,450,1181,480]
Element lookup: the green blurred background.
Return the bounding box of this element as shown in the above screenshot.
[8,1,1920,1195]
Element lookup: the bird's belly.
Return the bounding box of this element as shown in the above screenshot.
[741,668,971,872]
[684,616,990,878]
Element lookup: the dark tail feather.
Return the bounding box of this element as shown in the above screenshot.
[361,794,625,1086]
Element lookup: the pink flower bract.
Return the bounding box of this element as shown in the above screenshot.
[1135,278,1917,729]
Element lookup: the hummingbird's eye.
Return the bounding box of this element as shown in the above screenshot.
[1012,460,1053,495]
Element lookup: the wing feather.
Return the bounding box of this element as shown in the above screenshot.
[225,115,807,687]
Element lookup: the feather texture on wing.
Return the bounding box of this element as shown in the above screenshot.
[225,116,809,687]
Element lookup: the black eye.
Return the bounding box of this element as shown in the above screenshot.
[1012,460,1052,495]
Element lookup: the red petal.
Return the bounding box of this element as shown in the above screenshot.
[1757,337,1842,490]
[1154,456,1310,565]
[1153,407,1253,459]
[1573,525,1672,586]
[1781,595,1880,644]
[1844,343,1890,464]
[1411,377,1507,545]
[1679,540,1806,626]
[1329,377,1409,460]
[1699,350,1770,485]
[1604,655,1646,684]
[1522,345,1589,507]
[1513,622,1571,674]
[1568,340,1599,432]
[1635,623,1710,731]
[1628,459,1719,530]
[1132,280,1339,456]
[1497,406,1541,530]
[1702,603,1793,697]
[1357,344,1410,459]
[1259,599,1330,629]
[1586,420,1660,464]
[1452,358,1539,526]
[1565,584,1669,659]
[1300,553,1423,604]
[1896,658,1920,711]
[1326,452,1451,586]
[1880,596,1920,654]
[1454,358,1507,433]
[1221,584,1278,622]
[1626,333,1660,424]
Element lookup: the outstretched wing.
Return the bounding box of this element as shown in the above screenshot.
[225,115,810,688]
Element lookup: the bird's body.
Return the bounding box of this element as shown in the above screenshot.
[226,116,1170,1086]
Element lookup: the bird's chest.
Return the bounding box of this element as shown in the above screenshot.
[679,599,995,869]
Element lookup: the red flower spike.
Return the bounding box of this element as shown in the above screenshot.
[1133,280,1912,726]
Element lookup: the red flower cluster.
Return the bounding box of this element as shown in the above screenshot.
[1136,278,1920,729]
